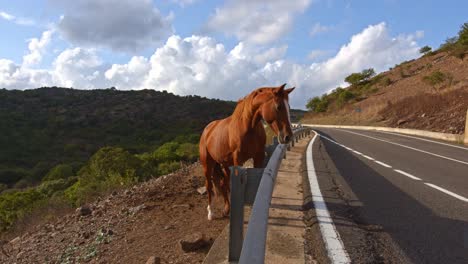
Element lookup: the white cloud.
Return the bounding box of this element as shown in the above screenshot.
[206,0,312,44]
[53,0,173,52]
[52,48,107,88]
[23,30,54,66]
[0,11,15,21]
[0,22,422,109]
[105,56,150,89]
[0,10,35,26]
[310,22,332,37]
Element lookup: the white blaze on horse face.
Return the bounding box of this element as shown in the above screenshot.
[207,203,214,220]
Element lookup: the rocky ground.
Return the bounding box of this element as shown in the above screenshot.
[0,163,228,264]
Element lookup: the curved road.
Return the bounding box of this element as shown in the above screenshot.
[309,128,468,264]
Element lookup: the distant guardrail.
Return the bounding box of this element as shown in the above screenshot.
[228,125,311,263]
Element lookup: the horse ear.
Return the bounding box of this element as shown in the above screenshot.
[285,87,295,94]
[275,83,287,94]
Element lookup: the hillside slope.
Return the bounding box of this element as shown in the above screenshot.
[0,87,236,188]
[302,51,468,135]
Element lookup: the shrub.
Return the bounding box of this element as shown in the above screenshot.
[42,164,74,182]
[422,71,447,86]
[153,142,180,162]
[383,77,392,86]
[0,189,46,230]
[157,161,181,175]
[337,90,355,106]
[64,147,142,205]
[175,143,199,162]
[419,46,432,54]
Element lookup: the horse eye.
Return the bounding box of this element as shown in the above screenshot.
[276,104,282,111]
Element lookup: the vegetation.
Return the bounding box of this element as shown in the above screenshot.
[422,71,447,86]
[419,46,432,54]
[0,87,237,231]
[344,68,376,86]
[439,22,468,58]
[306,68,383,112]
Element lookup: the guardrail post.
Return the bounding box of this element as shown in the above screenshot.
[229,166,247,262]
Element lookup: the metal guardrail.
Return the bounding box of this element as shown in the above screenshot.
[228,125,311,263]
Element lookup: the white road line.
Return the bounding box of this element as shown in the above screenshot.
[362,154,374,160]
[424,183,468,202]
[353,150,362,155]
[374,160,392,168]
[394,169,422,181]
[338,129,468,165]
[307,132,351,264]
[378,131,468,151]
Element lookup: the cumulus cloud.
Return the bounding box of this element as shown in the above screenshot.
[110,22,421,108]
[52,48,108,88]
[206,0,312,44]
[53,0,173,52]
[307,49,330,61]
[0,22,422,109]
[23,30,54,66]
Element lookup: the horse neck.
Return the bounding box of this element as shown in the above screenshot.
[232,97,262,132]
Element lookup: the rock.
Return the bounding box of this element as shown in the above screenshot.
[179,232,210,252]
[146,256,161,264]
[421,113,426,118]
[9,237,20,248]
[397,119,407,125]
[164,225,173,230]
[76,205,92,216]
[129,204,146,215]
[197,186,207,195]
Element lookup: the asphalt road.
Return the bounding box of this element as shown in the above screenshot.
[309,128,468,264]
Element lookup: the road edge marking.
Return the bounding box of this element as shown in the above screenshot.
[378,130,468,151]
[394,169,422,181]
[424,183,468,202]
[306,131,351,264]
[337,129,468,165]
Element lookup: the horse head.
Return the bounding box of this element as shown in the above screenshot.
[255,83,295,144]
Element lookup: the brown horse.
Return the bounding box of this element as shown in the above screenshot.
[199,84,295,220]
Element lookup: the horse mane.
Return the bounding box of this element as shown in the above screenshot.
[231,88,272,122]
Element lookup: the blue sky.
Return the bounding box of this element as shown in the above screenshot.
[0,0,466,108]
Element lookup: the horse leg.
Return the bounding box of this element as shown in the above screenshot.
[202,156,215,220]
[253,150,266,168]
[220,166,232,216]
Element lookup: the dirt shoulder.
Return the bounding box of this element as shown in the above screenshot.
[1,163,228,264]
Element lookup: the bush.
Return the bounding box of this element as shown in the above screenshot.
[153,142,180,162]
[157,161,181,175]
[64,147,142,205]
[422,71,447,86]
[175,143,199,162]
[42,164,74,182]
[337,90,355,106]
[0,189,46,230]
[419,46,432,54]
[306,96,328,113]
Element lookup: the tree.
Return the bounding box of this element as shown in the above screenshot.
[457,22,468,45]
[419,45,432,54]
[344,68,375,86]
